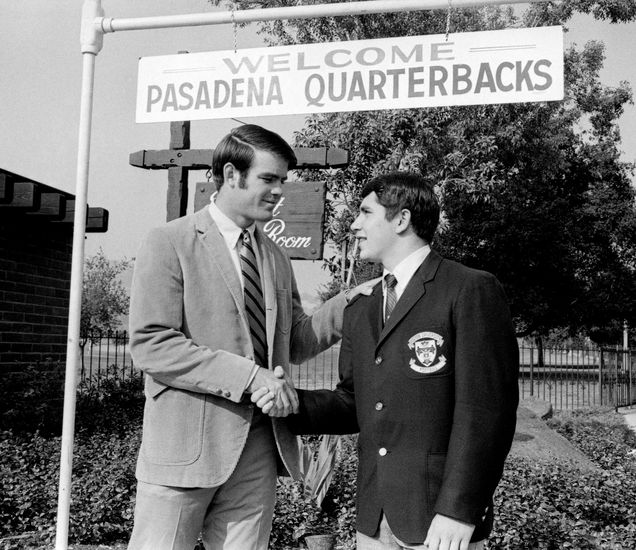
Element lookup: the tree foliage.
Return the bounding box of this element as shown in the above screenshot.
[81,249,131,335]
[213,0,636,342]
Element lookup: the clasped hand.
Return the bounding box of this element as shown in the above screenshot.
[249,279,379,417]
[248,365,298,417]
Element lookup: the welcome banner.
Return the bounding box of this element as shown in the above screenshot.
[136,26,564,123]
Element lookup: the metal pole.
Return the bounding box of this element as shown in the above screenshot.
[99,0,552,34]
[55,2,103,549]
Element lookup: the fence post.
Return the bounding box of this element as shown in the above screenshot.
[599,349,603,407]
[529,345,534,397]
[615,345,620,412]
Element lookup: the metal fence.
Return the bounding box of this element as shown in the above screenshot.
[519,344,635,410]
[80,330,134,387]
[80,332,635,411]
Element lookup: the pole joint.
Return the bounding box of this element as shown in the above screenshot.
[80,0,105,54]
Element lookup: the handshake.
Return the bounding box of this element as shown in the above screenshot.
[247,365,298,418]
[245,278,380,418]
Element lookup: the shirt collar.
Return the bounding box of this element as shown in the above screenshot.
[208,200,256,250]
[383,245,431,290]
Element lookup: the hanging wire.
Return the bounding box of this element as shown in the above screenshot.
[445,0,453,42]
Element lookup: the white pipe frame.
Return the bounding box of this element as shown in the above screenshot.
[57,0,552,548]
[99,0,550,33]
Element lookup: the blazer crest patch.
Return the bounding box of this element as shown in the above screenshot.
[408,331,447,373]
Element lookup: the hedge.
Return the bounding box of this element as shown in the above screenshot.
[1,371,635,550]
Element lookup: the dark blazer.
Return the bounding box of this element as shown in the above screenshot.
[289,250,519,544]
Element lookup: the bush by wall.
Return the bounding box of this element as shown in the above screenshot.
[0,363,65,436]
[2,403,635,549]
[489,409,636,550]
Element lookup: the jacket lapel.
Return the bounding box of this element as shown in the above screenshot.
[194,209,246,321]
[376,250,443,349]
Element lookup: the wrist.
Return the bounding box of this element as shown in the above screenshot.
[244,364,261,394]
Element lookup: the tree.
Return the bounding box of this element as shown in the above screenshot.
[81,249,131,336]
[214,0,636,342]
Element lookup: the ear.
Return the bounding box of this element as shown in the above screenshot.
[223,163,240,188]
[394,208,412,235]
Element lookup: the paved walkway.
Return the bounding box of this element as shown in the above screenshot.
[617,405,636,434]
[510,397,598,470]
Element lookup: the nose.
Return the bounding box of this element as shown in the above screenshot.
[351,213,362,232]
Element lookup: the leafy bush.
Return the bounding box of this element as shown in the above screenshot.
[0,363,144,437]
[0,364,65,436]
[0,429,140,548]
[0,370,143,548]
[75,373,144,437]
[488,409,636,550]
[3,406,635,550]
[269,434,358,550]
[547,408,636,471]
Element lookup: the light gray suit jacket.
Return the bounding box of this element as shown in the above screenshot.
[129,208,345,487]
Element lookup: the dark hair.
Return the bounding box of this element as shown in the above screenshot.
[360,172,440,243]
[212,124,297,190]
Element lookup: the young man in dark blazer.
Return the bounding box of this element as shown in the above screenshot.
[255,172,519,550]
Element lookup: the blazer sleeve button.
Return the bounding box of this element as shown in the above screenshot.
[224,391,232,398]
[375,356,383,365]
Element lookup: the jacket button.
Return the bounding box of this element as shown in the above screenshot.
[215,389,223,395]
[379,447,387,456]
[375,356,383,365]
[224,391,232,397]
[375,402,384,411]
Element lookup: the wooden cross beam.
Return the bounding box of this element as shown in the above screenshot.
[129,120,348,222]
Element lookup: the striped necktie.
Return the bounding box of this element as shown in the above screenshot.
[384,273,398,323]
[239,230,268,369]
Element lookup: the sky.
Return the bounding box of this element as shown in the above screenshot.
[2,1,635,304]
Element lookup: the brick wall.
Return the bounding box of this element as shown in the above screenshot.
[0,218,72,372]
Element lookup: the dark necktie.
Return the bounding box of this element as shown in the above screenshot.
[384,273,397,323]
[239,230,267,369]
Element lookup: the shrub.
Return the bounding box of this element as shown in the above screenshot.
[0,364,65,436]
[0,371,143,548]
[75,374,144,437]
[0,364,144,437]
[488,409,636,550]
[269,434,358,550]
[0,428,140,548]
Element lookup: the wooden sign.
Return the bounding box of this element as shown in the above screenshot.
[194,181,326,260]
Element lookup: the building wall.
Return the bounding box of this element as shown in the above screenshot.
[0,219,72,372]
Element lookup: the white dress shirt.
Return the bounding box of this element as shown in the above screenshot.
[208,201,263,293]
[383,245,431,320]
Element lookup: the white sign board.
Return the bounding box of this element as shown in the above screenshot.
[136,26,564,123]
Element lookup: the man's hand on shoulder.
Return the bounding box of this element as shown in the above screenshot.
[424,514,475,550]
[345,277,382,303]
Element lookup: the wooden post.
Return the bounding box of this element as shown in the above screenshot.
[166,120,190,221]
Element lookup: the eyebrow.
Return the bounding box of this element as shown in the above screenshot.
[258,171,287,181]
